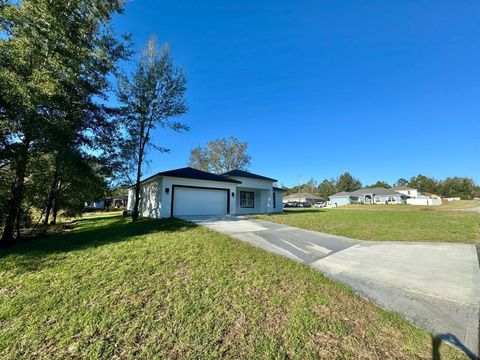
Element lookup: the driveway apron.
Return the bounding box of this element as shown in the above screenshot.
[180,215,480,357]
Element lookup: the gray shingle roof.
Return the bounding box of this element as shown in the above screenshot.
[284,192,324,200]
[329,187,409,198]
[135,167,242,186]
[329,191,355,198]
[351,187,407,196]
[222,169,277,182]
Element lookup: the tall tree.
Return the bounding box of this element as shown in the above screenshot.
[438,177,478,199]
[366,180,391,189]
[118,36,188,221]
[394,178,409,187]
[336,172,362,192]
[188,137,251,173]
[317,179,336,199]
[303,178,318,194]
[0,0,128,244]
[408,175,438,194]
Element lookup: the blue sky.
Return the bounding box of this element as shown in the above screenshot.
[112,1,480,187]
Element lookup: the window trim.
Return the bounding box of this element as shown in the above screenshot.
[240,191,255,208]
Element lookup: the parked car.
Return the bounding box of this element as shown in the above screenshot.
[283,201,302,208]
[297,201,311,208]
[313,201,326,208]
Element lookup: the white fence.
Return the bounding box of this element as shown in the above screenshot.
[407,198,442,206]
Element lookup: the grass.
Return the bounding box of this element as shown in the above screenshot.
[0,213,467,359]
[256,207,480,243]
[343,200,480,211]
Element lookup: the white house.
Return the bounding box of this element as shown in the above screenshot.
[390,186,420,198]
[329,187,409,206]
[127,167,284,218]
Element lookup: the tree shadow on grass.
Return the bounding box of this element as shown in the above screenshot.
[432,333,478,360]
[0,215,198,273]
[278,209,328,215]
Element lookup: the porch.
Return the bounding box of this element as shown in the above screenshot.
[235,187,271,215]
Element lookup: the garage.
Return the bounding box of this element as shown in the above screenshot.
[172,186,229,216]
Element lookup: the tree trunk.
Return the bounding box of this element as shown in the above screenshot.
[0,138,30,246]
[132,151,143,222]
[132,125,146,222]
[50,195,59,225]
[43,168,59,225]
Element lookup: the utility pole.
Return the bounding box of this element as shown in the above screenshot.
[297,175,301,202]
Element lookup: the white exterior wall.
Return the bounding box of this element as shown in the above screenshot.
[329,196,352,206]
[273,191,283,212]
[373,195,405,204]
[228,176,276,214]
[160,176,238,218]
[126,178,163,218]
[407,198,442,206]
[139,178,162,218]
[235,188,264,215]
[396,189,419,198]
[127,189,135,212]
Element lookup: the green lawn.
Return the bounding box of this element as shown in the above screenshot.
[256,208,480,243]
[343,199,480,211]
[0,213,466,359]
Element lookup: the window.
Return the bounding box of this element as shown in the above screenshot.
[273,192,276,208]
[388,197,396,203]
[240,191,254,208]
[375,197,381,203]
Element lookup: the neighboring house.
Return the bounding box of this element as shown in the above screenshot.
[407,192,442,206]
[84,200,106,211]
[283,192,325,205]
[329,187,409,206]
[391,186,419,198]
[126,167,284,218]
[328,191,359,206]
[406,197,442,206]
[85,197,128,211]
[111,196,128,209]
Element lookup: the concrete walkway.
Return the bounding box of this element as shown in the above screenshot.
[180,215,480,357]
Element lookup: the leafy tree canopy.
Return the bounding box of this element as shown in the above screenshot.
[336,172,362,192]
[117,36,188,221]
[188,137,251,174]
[366,181,391,189]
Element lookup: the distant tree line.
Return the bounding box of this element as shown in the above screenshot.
[284,172,480,200]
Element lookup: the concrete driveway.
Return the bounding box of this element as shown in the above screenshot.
[180,215,480,357]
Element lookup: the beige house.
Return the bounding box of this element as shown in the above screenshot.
[283,192,325,205]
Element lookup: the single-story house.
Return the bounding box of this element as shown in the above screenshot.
[328,191,360,206]
[126,167,284,218]
[329,187,409,206]
[84,200,106,211]
[283,192,325,205]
